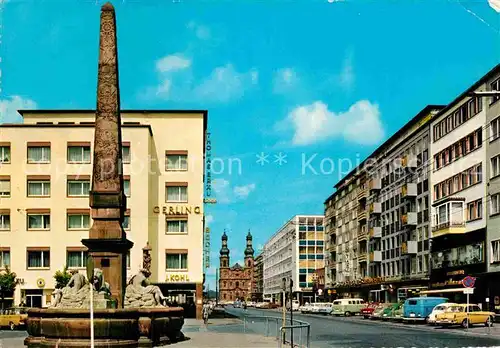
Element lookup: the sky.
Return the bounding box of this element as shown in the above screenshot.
[1,0,499,291]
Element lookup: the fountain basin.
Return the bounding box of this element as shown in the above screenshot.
[24,307,185,348]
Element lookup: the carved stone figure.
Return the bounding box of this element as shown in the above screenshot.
[124,269,168,308]
[142,242,152,274]
[50,269,113,309]
[92,268,111,295]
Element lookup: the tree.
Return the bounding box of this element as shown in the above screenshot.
[0,267,17,295]
[0,267,17,310]
[54,266,72,289]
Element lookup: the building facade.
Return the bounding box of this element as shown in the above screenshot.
[263,215,324,305]
[0,109,207,318]
[429,66,500,309]
[325,105,443,301]
[218,231,255,302]
[253,253,264,302]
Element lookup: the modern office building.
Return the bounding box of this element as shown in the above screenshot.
[429,65,500,308]
[263,215,324,304]
[0,109,207,318]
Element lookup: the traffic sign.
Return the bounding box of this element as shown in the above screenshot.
[463,288,474,294]
[462,276,475,288]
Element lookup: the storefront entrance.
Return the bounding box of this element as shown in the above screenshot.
[157,282,199,318]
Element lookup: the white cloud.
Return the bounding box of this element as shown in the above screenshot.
[281,100,384,146]
[212,178,256,204]
[194,64,258,103]
[0,96,37,123]
[273,68,298,93]
[490,0,500,12]
[205,214,214,224]
[233,183,256,199]
[187,21,211,40]
[156,54,191,73]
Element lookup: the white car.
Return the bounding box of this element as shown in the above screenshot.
[427,303,457,325]
[299,303,312,313]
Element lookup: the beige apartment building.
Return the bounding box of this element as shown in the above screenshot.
[0,109,207,318]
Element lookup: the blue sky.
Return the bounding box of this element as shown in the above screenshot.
[1,0,499,290]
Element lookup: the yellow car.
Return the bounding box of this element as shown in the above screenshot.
[435,304,495,328]
[0,307,28,330]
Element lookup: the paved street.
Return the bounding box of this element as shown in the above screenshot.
[225,307,500,348]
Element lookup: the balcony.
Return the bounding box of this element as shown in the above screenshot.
[402,154,417,169]
[369,178,381,191]
[357,208,367,221]
[369,202,381,214]
[369,226,382,239]
[401,212,417,226]
[357,186,368,201]
[401,183,417,199]
[432,199,466,238]
[369,251,382,262]
[358,231,367,242]
[401,241,418,255]
[358,253,368,263]
[432,221,466,238]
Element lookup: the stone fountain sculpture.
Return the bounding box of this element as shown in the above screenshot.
[24,3,185,347]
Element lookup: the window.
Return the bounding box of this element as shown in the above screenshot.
[27,213,50,230]
[27,180,50,197]
[492,239,500,263]
[122,212,130,230]
[0,146,10,163]
[124,178,131,197]
[492,116,500,142]
[67,180,90,196]
[0,178,10,197]
[166,252,188,270]
[0,250,10,268]
[166,185,188,202]
[492,155,500,178]
[166,152,188,171]
[27,146,51,163]
[492,194,500,216]
[166,219,188,233]
[126,251,131,268]
[467,199,482,221]
[67,250,88,268]
[27,250,50,268]
[67,146,91,163]
[0,213,10,230]
[122,145,131,163]
[67,214,90,230]
[491,77,500,105]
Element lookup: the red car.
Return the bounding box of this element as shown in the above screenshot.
[360,302,379,319]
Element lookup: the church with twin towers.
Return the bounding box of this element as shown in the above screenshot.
[218,230,256,302]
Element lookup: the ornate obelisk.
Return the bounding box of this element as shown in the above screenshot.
[82,2,133,308]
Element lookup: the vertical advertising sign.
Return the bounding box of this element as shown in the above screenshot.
[205,132,212,201]
[204,227,211,268]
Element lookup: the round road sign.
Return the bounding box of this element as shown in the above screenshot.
[462,276,476,288]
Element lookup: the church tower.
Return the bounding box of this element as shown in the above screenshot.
[244,230,255,268]
[219,230,230,268]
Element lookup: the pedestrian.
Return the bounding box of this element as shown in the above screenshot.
[202,303,209,325]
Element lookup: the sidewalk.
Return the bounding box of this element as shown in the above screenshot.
[178,331,278,347]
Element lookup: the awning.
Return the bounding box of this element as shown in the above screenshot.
[421,288,473,294]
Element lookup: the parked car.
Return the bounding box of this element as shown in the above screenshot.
[370,304,391,320]
[0,307,28,330]
[300,303,314,314]
[315,303,333,315]
[427,302,457,325]
[435,304,495,328]
[403,297,448,322]
[392,303,405,321]
[331,298,365,316]
[361,303,379,319]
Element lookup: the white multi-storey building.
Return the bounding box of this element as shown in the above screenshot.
[263,215,324,304]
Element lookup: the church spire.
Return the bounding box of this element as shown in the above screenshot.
[244,229,254,258]
[219,229,230,268]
